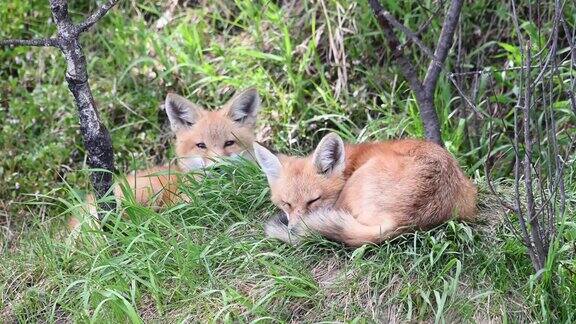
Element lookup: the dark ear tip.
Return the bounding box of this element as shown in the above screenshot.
[165,92,183,106]
[320,133,344,150]
[325,132,342,142]
[240,88,260,102]
[254,141,278,155]
[244,87,258,94]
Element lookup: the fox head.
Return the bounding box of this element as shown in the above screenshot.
[165,88,260,171]
[254,133,346,228]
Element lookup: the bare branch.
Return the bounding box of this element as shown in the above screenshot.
[368,1,426,92]
[510,1,525,56]
[0,38,59,47]
[483,77,527,246]
[413,1,445,40]
[522,40,546,270]
[568,90,576,116]
[423,0,464,93]
[376,10,435,61]
[513,108,535,263]
[484,129,519,214]
[560,16,576,66]
[449,66,544,77]
[369,0,443,144]
[561,15,576,116]
[76,0,121,34]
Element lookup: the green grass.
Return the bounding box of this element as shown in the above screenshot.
[0,162,553,322]
[2,161,574,322]
[1,0,575,322]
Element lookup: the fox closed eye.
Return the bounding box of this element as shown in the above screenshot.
[196,142,207,149]
[281,201,292,209]
[306,196,321,207]
[224,140,235,147]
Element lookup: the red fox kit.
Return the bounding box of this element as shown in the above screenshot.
[254,133,477,246]
[69,88,260,229]
[114,87,261,207]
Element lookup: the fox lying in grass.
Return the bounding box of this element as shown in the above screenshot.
[68,88,261,229]
[254,133,477,246]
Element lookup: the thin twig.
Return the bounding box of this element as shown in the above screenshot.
[377,10,435,61]
[522,40,546,270]
[513,105,536,264]
[530,162,565,223]
[560,16,576,115]
[509,2,532,255]
[531,0,563,86]
[76,0,121,34]
[484,128,519,214]
[447,74,490,118]
[449,65,543,77]
[414,1,445,38]
[510,1,525,58]
[484,77,524,241]
[0,38,59,47]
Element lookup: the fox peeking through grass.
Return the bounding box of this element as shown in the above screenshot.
[68,88,261,230]
[254,133,477,246]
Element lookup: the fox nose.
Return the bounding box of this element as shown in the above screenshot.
[210,149,225,157]
[278,213,288,225]
[292,209,305,220]
[287,211,303,230]
[205,151,222,165]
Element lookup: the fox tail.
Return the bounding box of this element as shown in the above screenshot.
[264,209,407,247]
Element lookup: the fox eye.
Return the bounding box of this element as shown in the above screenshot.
[224,140,235,147]
[196,142,207,149]
[306,196,321,206]
[281,201,292,209]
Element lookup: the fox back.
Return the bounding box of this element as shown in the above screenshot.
[336,139,477,227]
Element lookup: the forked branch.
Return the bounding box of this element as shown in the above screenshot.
[369,0,464,145]
[423,0,464,93]
[77,0,120,34]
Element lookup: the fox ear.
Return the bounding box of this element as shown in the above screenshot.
[165,93,203,132]
[253,143,282,183]
[226,88,260,126]
[313,133,345,176]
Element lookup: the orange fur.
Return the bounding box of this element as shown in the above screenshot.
[255,133,477,247]
[115,165,181,207]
